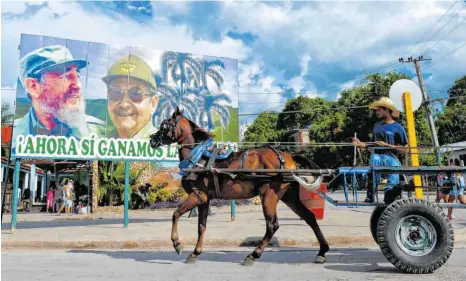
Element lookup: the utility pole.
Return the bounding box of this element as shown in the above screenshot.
[399,56,441,162]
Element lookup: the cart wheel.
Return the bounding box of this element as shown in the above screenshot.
[370,206,386,244]
[377,198,454,274]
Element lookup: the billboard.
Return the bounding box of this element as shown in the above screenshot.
[11,34,239,161]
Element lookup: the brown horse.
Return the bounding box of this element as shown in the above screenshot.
[149,107,329,265]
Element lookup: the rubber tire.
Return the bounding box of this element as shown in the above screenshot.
[370,206,386,244]
[377,198,454,274]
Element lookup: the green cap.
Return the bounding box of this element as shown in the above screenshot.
[19,45,88,87]
[102,55,157,90]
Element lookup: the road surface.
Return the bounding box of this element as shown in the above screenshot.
[3,246,466,281]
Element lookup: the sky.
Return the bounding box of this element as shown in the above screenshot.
[2,0,466,126]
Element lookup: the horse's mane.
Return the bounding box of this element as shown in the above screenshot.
[187,119,215,141]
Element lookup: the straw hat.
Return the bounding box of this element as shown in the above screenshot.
[369,97,400,118]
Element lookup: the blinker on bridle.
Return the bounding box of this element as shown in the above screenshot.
[166,115,193,144]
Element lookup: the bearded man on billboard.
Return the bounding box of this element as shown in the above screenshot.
[12,45,106,148]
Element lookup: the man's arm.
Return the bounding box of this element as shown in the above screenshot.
[352,137,367,148]
[375,142,409,154]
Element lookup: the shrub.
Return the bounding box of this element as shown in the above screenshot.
[147,192,158,204]
[155,188,172,202]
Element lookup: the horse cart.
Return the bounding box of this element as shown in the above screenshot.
[150,106,465,275]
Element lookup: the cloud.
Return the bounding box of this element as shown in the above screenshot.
[238,61,287,124]
[221,1,466,97]
[287,54,314,93]
[2,0,466,126]
[1,1,250,86]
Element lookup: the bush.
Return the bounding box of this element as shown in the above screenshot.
[155,188,172,202]
[147,192,158,204]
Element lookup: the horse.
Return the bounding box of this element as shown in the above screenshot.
[149,106,330,266]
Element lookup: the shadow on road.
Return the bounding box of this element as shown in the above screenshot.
[1,218,171,230]
[68,247,398,273]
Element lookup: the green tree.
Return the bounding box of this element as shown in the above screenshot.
[1,102,14,124]
[243,111,284,144]
[436,75,466,145]
[277,96,331,130]
[97,161,146,206]
[275,95,348,167]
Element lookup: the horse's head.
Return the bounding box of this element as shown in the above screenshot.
[149,106,193,149]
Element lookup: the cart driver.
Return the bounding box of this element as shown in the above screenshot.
[352,97,409,205]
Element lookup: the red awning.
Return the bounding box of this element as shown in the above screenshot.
[1,126,12,144]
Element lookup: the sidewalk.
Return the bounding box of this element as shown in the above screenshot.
[2,201,466,250]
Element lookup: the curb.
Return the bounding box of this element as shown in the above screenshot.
[4,231,466,250]
[1,236,378,250]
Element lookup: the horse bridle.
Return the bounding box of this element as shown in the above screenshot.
[167,115,193,145]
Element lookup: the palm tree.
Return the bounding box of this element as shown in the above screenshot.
[201,58,225,91]
[153,82,199,125]
[195,88,232,131]
[161,52,202,104]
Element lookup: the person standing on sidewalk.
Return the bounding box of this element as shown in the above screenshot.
[438,159,466,220]
[56,181,70,216]
[46,184,55,213]
[352,97,409,205]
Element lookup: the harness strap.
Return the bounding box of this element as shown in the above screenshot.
[206,147,221,169]
[212,169,222,199]
[206,147,222,199]
[269,146,286,169]
[239,150,250,169]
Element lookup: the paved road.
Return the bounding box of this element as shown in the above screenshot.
[3,246,466,281]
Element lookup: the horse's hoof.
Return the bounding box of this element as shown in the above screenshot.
[186,254,197,264]
[174,242,183,255]
[242,256,255,266]
[314,255,326,264]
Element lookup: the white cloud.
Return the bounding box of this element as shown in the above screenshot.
[2,0,466,125]
[1,2,28,14]
[222,1,466,74]
[288,54,313,93]
[340,80,356,91]
[238,61,287,121]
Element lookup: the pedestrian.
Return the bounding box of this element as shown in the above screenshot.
[56,181,69,216]
[67,180,75,215]
[446,160,465,220]
[22,187,31,212]
[46,184,55,213]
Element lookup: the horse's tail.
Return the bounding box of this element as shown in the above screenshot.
[292,154,319,170]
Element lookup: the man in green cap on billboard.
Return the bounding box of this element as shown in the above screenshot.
[102,55,160,139]
[12,45,106,153]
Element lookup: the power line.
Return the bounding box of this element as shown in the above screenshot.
[405,1,461,56]
[424,40,466,70]
[422,14,466,55]
[315,61,399,94]
[415,2,466,56]
[426,86,466,93]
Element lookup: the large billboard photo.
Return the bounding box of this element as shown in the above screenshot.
[11,34,239,162]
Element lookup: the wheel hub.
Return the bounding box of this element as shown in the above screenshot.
[395,215,437,257]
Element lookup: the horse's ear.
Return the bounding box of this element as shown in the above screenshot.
[177,106,184,116]
[175,106,184,116]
